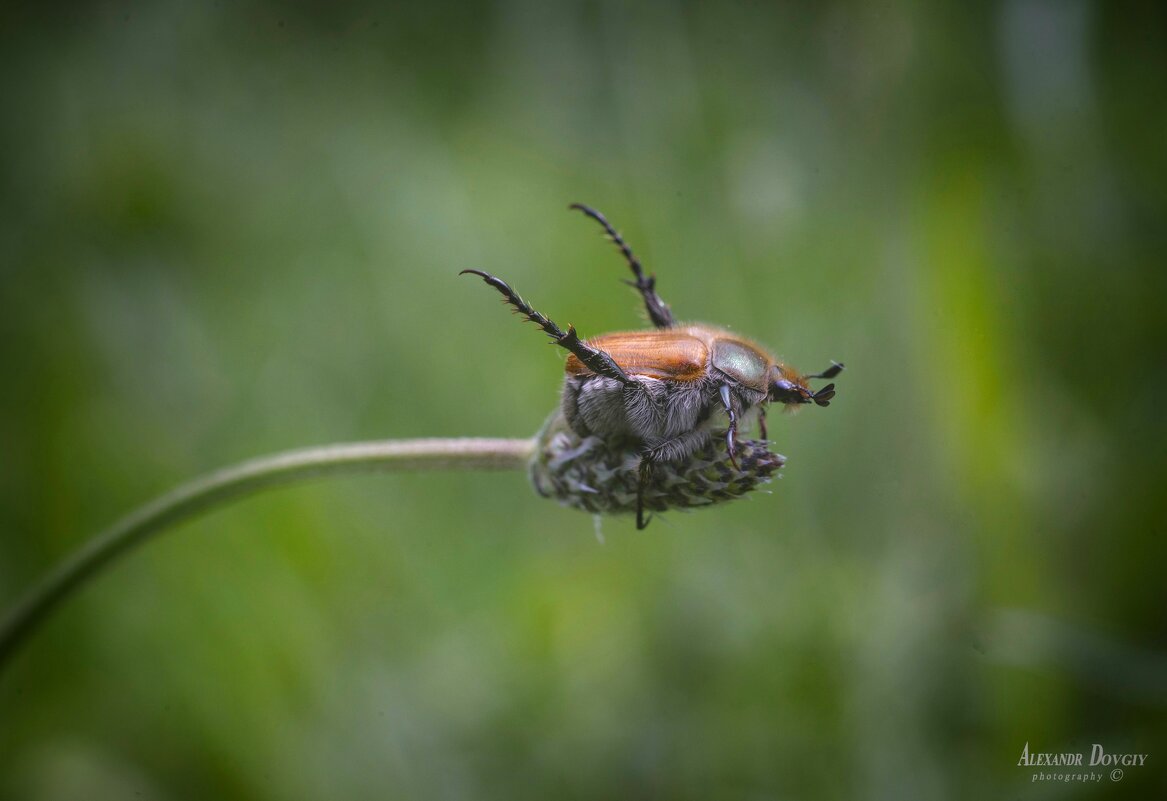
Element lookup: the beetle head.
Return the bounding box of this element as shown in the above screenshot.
[769,369,837,408]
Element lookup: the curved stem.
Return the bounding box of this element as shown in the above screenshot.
[0,437,535,671]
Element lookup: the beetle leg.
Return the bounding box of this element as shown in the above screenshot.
[719,384,740,470]
[808,361,844,380]
[569,203,676,329]
[637,459,653,530]
[642,430,713,464]
[758,406,768,440]
[636,427,718,530]
[461,269,633,385]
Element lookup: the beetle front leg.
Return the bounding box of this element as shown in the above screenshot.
[758,406,768,441]
[719,384,740,470]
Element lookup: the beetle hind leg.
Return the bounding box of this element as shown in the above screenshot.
[461,269,632,385]
[569,203,676,329]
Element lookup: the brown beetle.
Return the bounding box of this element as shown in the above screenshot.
[462,204,841,528]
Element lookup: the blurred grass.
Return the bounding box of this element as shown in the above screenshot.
[1,1,1165,799]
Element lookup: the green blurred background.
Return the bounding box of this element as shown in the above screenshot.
[1,1,1164,799]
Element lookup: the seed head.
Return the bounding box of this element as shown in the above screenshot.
[528,411,785,516]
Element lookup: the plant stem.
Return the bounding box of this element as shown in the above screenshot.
[0,437,535,671]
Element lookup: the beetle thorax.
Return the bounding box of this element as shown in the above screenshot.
[710,336,774,392]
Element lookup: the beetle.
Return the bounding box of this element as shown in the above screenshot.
[462,203,842,528]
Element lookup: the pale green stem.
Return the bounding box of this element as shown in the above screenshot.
[0,437,535,671]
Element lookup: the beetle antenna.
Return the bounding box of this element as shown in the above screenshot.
[568,203,676,329]
[812,384,836,407]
